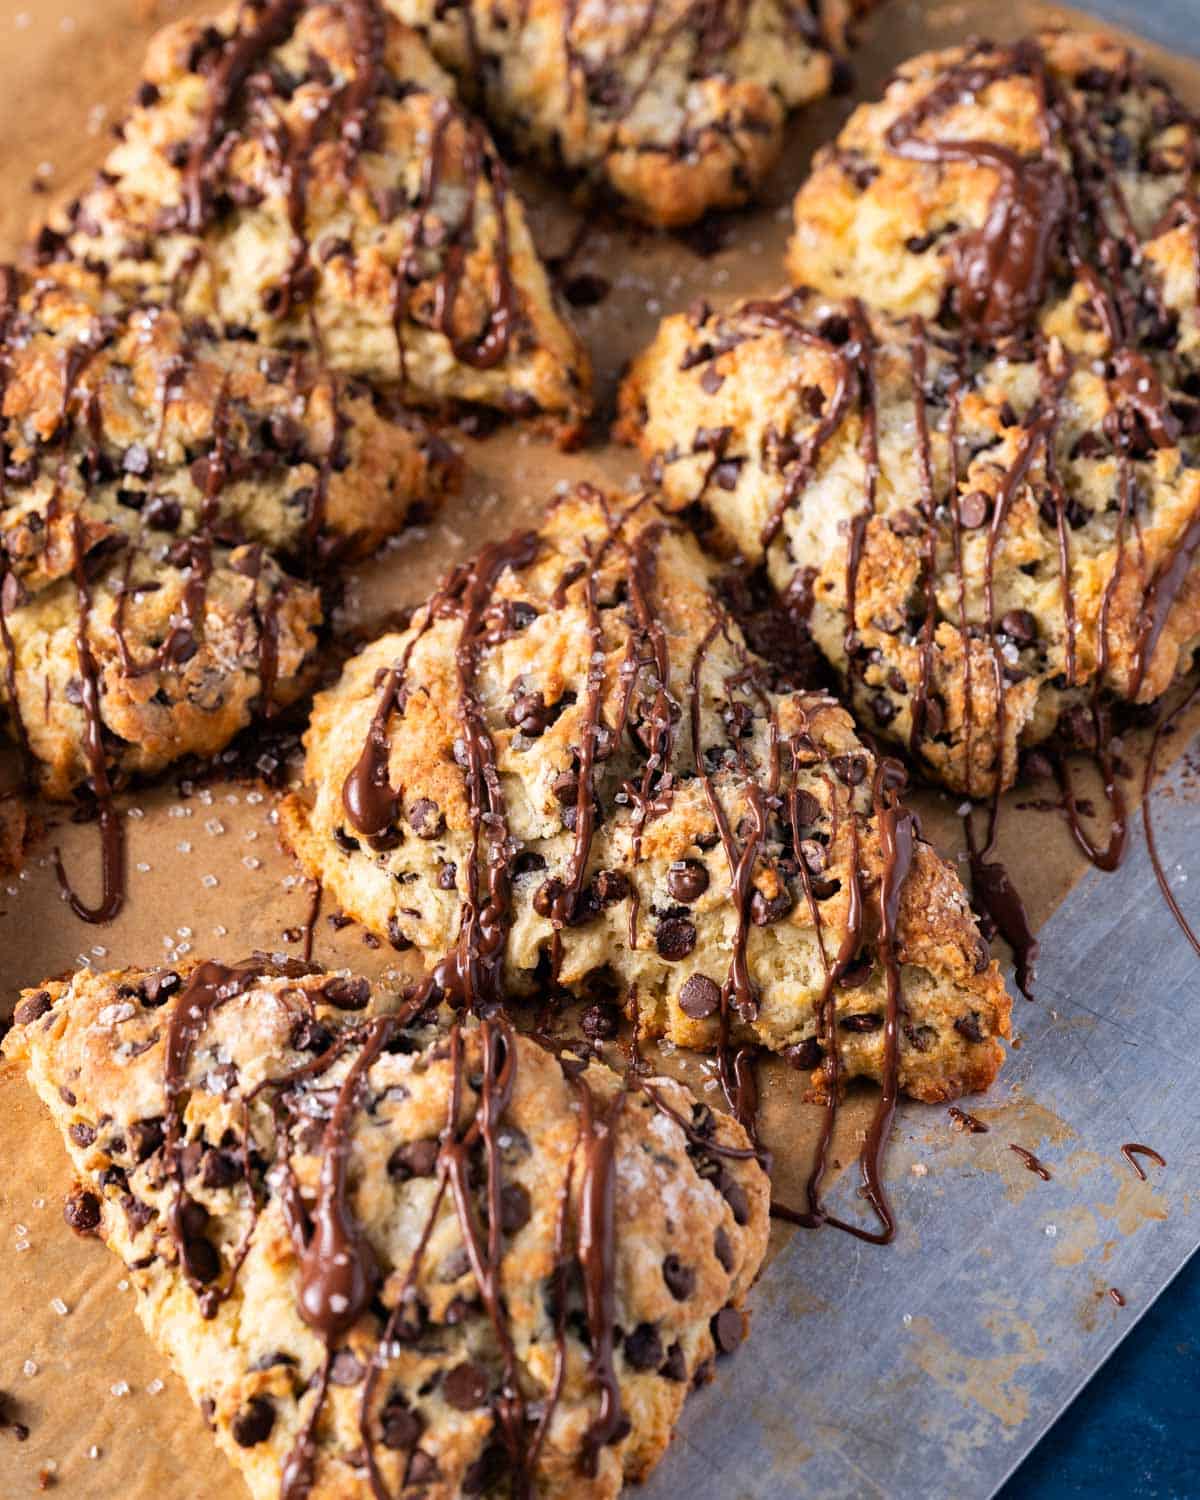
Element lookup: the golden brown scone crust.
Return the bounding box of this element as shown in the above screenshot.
[0,536,320,800]
[1,263,458,593]
[390,0,856,228]
[46,2,591,437]
[281,486,1009,1102]
[618,287,1200,796]
[5,959,769,1500]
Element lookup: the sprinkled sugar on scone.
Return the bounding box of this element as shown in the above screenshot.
[44,0,591,438]
[617,288,1200,798]
[4,958,769,1499]
[281,485,1009,1106]
[389,0,864,229]
[0,262,459,593]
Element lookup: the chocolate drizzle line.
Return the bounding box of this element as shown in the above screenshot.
[1009,1144,1051,1181]
[1120,1143,1166,1180]
[1142,683,1200,960]
[52,513,126,924]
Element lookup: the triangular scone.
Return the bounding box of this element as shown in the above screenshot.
[786,31,1199,346]
[5,960,769,1500]
[1,538,320,802]
[388,0,861,228]
[46,2,591,438]
[281,486,1010,1102]
[617,290,1200,796]
[1,263,459,596]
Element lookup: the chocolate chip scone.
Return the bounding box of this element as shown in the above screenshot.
[617,287,1200,796]
[1,537,320,805]
[280,485,1009,1105]
[4,958,769,1500]
[1,263,458,593]
[389,0,863,229]
[45,0,591,438]
[785,31,1198,346]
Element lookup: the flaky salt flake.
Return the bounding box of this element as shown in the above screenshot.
[50,1298,68,1317]
[146,1379,164,1396]
[22,1360,37,1378]
[1044,1224,1057,1238]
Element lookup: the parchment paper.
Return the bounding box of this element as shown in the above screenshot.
[0,1,1198,1494]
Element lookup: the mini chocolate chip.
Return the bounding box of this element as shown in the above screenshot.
[63,1186,101,1236]
[13,991,51,1027]
[590,869,629,908]
[662,1254,696,1300]
[656,916,697,961]
[551,771,578,805]
[128,1117,164,1162]
[678,974,720,1020]
[958,491,991,529]
[841,1013,883,1033]
[750,887,793,926]
[712,1306,745,1354]
[714,1226,736,1273]
[143,494,182,532]
[581,1001,621,1040]
[322,976,370,1010]
[442,1362,489,1410]
[872,694,898,726]
[999,609,1037,646]
[904,1023,938,1053]
[231,1397,275,1447]
[380,1396,423,1450]
[719,1172,750,1226]
[624,1323,664,1371]
[386,915,412,952]
[136,80,160,108]
[700,366,725,394]
[291,1017,334,1054]
[329,1350,364,1386]
[829,754,867,786]
[388,1139,439,1182]
[667,859,709,903]
[660,1342,688,1382]
[784,1037,823,1070]
[792,789,822,826]
[408,798,444,839]
[182,1234,221,1284]
[499,1182,531,1235]
[69,1122,96,1148]
[201,1149,240,1190]
[954,1011,985,1044]
[406,1450,439,1484]
[512,851,546,880]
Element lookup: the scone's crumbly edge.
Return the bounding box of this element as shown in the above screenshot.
[280,484,1010,1114]
[388,0,867,228]
[3,959,769,1499]
[43,0,591,438]
[619,31,1200,797]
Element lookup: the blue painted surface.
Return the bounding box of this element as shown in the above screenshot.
[998,1253,1200,1498]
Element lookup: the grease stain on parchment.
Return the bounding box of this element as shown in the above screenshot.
[905,1306,1047,1428]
